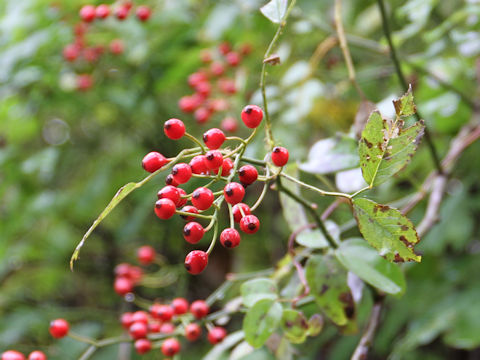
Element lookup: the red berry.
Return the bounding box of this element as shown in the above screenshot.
[194,107,211,124]
[179,205,198,221]
[160,323,175,334]
[114,263,131,277]
[221,158,234,177]
[124,1,133,10]
[63,44,80,61]
[185,323,202,341]
[82,47,100,63]
[80,5,96,22]
[131,311,149,324]
[148,321,161,333]
[134,339,152,354]
[136,6,151,21]
[226,52,240,66]
[238,165,258,185]
[164,119,186,140]
[137,246,156,265]
[1,351,25,360]
[240,43,253,55]
[218,42,231,55]
[195,82,211,97]
[49,319,69,338]
[114,277,133,295]
[188,72,208,88]
[183,222,205,244]
[115,6,129,20]
[109,39,124,55]
[178,96,199,113]
[176,188,188,207]
[271,146,289,167]
[220,228,241,248]
[204,150,224,170]
[208,327,227,344]
[221,117,238,133]
[184,250,208,275]
[142,151,168,173]
[232,203,251,223]
[191,187,214,210]
[203,128,226,150]
[171,163,192,184]
[240,215,260,234]
[161,338,181,357]
[224,182,245,205]
[76,74,94,91]
[128,266,143,283]
[129,322,148,339]
[218,78,236,95]
[165,174,179,187]
[155,198,176,219]
[171,298,189,315]
[190,155,209,175]
[210,62,225,77]
[150,304,173,322]
[95,4,110,18]
[190,300,209,319]
[28,351,46,360]
[157,185,180,204]
[120,312,134,329]
[241,105,263,128]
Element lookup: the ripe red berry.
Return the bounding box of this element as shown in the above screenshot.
[195,82,211,97]
[221,117,238,133]
[137,245,156,265]
[63,44,80,61]
[165,174,179,187]
[218,42,231,55]
[221,158,234,177]
[208,327,227,344]
[203,128,226,150]
[271,146,289,167]
[171,163,192,184]
[95,4,110,18]
[131,311,149,324]
[191,187,214,210]
[190,155,209,175]
[224,182,245,205]
[210,62,225,77]
[161,338,181,357]
[240,215,260,234]
[28,351,46,360]
[183,222,205,244]
[114,277,133,295]
[178,95,198,113]
[171,298,189,315]
[218,78,236,95]
[114,263,131,278]
[115,6,129,20]
[241,105,263,128]
[184,250,208,275]
[190,300,209,319]
[128,266,143,283]
[238,165,258,185]
[232,203,251,223]
[80,5,96,22]
[164,119,186,140]
[157,185,180,204]
[134,339,152,354]
[76,74,94,91]
[49,319,69,338]
[220,228,241,248]
[204,150,224,170]
[136,6,151,21]
[142,152,168,173]
[240,43,253,55]
[176,188,188,207]
[109,39,124,55]
[1,351,25,360]
[226,52,241,66]
[129,321,148,339]
[185,323,202,341]
[188,72,208,88]
[179,205,198,221]
[150,304,173,322]
[194,107,211,124]
[155,198,176,219]
[148,321,161,333]
[120,312,134,329]
[160,323,175,334]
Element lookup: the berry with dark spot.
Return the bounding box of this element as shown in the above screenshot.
[220,228,241,248]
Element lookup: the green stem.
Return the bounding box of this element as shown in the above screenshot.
[240,156,267,166]
[280,172,351,199]
[184,132,207,153]
[206,220,219,255]
[175,211,213,220]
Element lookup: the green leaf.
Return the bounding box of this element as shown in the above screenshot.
[240,278,278,307]
[204,331,245,360]
[305,255,355,326]
[295,221,340,249]
[243,299,282,348]
[279,164,309,232]
[358,110,424,187]
[281,309,309,344]
[352,198,421,263]
[260,0,288,24]
[393,85,416,117]
[335,238,406,295]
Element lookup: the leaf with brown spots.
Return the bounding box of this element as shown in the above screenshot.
[358,109,424,188]
[393,85,416,117]
[352,198,421,263]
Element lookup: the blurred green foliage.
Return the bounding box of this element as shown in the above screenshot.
[1,0,480,359]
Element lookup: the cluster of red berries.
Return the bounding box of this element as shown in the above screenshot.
[0,351,46,360]
[62,2,151,91]
[178,41,253,132]
[142,105,289,275]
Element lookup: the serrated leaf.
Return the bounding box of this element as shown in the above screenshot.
[393,85,416,117]
[359,110,424,187]
[260,0,288,24]
[305,255,355,326]
[352,198,421,263]
[240,278,278,307]
[335,238,406,295]
[295,221,340,249]
[243,299,282,348]
[279,164,309,232]
[299,135,359,175]
[280,309,309,344]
